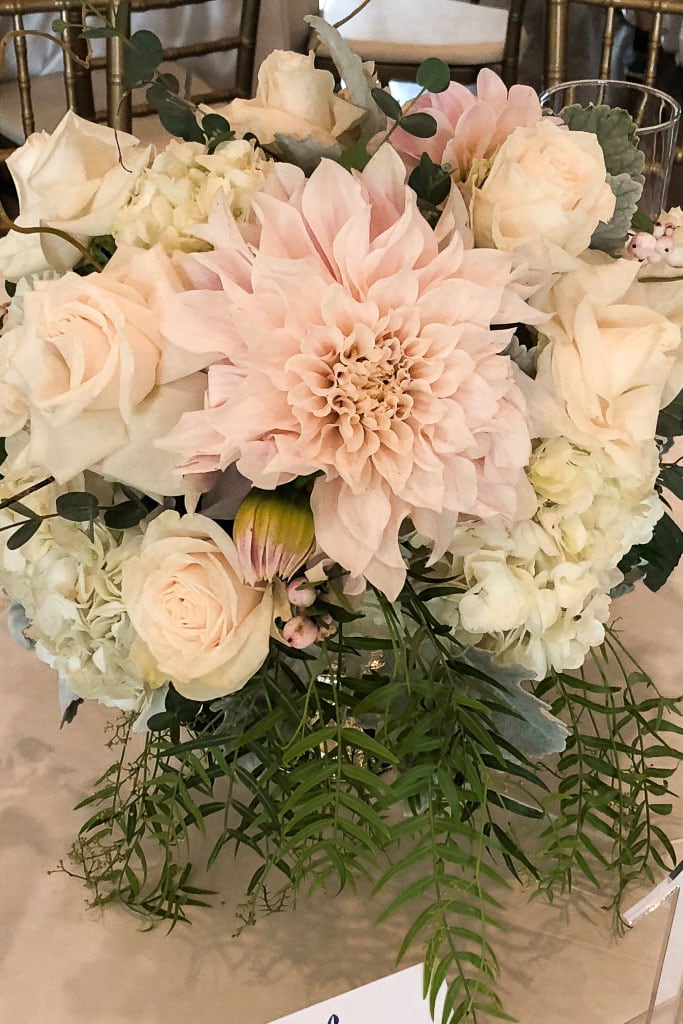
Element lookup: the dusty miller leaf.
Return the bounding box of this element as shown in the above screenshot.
[305,15,386,136]
[460,648,569,758]
[560,103,645,254]
[273,133,341,174]
[591,172,644,253]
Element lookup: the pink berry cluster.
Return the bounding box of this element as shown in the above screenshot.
[625,218,683,266]
[281,578,337,649]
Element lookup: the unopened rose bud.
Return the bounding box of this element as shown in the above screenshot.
[287,576,317,608]
[282,615,319,649]
[234,486,315,585]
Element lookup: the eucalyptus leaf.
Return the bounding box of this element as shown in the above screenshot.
[7,518,41,550]
[123,29,164,90]
[56,491,98,522]
[146,85,204,142]
[371,86,402,122]
[658,390,683,437]
[104,501,148,529]
[416,57,451,93]
[305,15,386,136]
[399,112,438,138]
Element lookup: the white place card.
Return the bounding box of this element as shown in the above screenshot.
[267,963,444,1024]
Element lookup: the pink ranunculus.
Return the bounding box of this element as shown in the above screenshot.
[158,145,533,599]
[388,69,543,180]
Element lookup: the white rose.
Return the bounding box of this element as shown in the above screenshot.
[217,50,365,148]
[0,246,208,491]
[113,138,273,253]
[523,254,680,475]
[0,111,152,282]
[471,120,616,270]
[122,511,279,700]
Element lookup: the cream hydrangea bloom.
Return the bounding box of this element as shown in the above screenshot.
[113,139,273,253]
[30,520,149,708]
[435,437,662,680]
[0,437,149,707]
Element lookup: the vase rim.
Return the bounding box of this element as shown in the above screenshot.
[539,78,682,134]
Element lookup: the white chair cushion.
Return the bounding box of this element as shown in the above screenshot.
[318,0,509,66]
[0,60,211,148]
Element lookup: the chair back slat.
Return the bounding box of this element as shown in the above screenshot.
[12,11,34,137]
[544,0,683,88]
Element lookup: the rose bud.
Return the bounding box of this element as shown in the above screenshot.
[234,486,315,585]
[287,576,317,608]
[282,615,319,649]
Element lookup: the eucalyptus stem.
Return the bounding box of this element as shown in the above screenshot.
[0,476,54,512]
[332,0,374,30]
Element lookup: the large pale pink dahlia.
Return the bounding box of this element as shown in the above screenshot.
[159,146,533,598]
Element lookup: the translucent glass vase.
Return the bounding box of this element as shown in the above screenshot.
[539,79,681,219]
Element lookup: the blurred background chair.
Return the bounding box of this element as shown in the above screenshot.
[544,0,683,88]
[0,0,274,152]
[314,0,528,87]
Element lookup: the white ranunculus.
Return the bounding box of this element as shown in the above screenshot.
[122,511,280,700]
[216,50,365,147]
[0,246,209,492]
[471,119,616,271]
[0,112,152,282]
[113,138,273,253]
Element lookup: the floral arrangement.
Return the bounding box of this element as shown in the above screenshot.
[0,13,682,1022]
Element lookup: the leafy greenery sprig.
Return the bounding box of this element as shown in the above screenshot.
[63,578,681,1024]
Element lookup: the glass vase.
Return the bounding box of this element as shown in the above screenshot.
[539,79,681,219]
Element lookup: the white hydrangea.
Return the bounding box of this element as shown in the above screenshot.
[113,138,273,253]
[435,437,663,680]
[29,519,149,709]
[0,438,150,708]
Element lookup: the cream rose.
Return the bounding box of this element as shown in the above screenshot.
[521,254,681,475]
[471,119,616,270]
[217,50,365,148]
[0,246,209,491]
[122,511,278,700]
[0,111,151,282]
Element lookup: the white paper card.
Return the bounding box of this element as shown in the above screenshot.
[266,964,444,1024]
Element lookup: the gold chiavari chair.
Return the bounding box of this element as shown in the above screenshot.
[314,0,529,89]
[544,0,683,88]
[0,0,262,154]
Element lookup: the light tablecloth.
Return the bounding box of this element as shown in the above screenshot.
[0,537,681,1024]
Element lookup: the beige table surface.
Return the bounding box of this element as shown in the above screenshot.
[0,553,681,1024]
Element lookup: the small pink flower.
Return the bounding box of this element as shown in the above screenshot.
[282,615,319,649]
[388,69,543,180]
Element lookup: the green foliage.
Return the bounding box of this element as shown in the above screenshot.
[56,491,98,522]
[273,134,342,175]
[534,633,680,913]
[618,511,683,592]
[66,588,681,1023]
[305,15,386,137]
[560,103,645,253]
[372,87,402,122]
[409,154,452,208]
[658,390,683,437]
[416,58,451,94]
[400,112,438,139]
[123,30,164,90]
